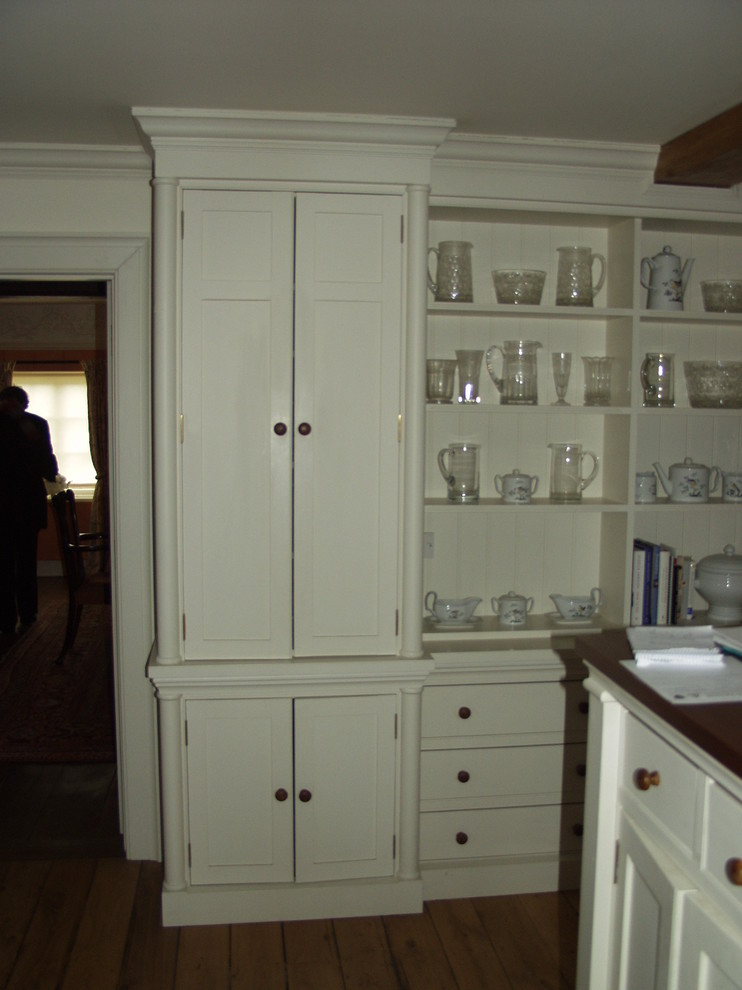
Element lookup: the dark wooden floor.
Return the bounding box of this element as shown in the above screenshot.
[0,581,580,989]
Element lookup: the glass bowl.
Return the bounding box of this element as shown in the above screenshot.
[492,269,546,305]
[683,360,742,408]
[700,280,742,313]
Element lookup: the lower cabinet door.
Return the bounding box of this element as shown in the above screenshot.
[677,893,742,990]
[612,813,695,990]
[294,694,397,882]
[186,698,294,885]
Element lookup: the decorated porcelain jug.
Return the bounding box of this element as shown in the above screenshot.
[640,245,694,311]
[653,456,720,503]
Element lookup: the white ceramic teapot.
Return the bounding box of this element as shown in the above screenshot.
[653,456,720,503]
[640,245,694,311]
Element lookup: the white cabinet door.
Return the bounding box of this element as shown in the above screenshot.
[294,695,397,882]
[612,813,695,990]
[293,194,402,656]
[677,893,742,990]
[186,698,294,885]
[181,190,294,659]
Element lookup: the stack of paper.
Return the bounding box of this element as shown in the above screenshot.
[626,625,724,667]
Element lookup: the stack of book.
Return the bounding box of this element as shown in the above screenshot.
[630,539,695,626]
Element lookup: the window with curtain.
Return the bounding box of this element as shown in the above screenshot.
[12,370,96,494]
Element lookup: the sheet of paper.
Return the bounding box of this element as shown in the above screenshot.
[620,656,742,704]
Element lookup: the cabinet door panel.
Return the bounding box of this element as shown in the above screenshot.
[677,894,742,990]
[294,695,396,882]
[182,190,294,658]
[612,814,694,990]
[293,194,402,656]
[186,698,294,885]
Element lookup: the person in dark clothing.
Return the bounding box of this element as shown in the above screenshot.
[0,385,59,637]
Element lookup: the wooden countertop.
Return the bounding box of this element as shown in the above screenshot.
[576,630,742,782]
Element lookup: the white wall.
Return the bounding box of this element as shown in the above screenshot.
[0,145,160,860]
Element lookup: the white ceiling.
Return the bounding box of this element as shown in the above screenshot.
[2,0,742,151]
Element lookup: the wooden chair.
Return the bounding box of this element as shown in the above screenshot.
[50,489,111,664]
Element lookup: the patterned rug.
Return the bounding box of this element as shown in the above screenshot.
[0,597,115,763]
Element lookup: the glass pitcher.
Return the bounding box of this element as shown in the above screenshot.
[437,442,480,503]
[548,442,599,502]
[427,241,473,302]
[486,340,542,405]
[555,246,606,306]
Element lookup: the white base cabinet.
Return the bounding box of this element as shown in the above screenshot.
[577,663,742,990]
[419,645,588,899]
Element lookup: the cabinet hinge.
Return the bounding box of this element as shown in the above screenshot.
[395,609,399,636]
[394,713,398,739]
[613,840,620,884]
[179,413,184,444]
[181,211,185,240]
[397,413,402,443]
[184,720,188,746]
[182,613,186,640]
[400,215,404,243]
[393,834,396,860]
[188,843,192,868]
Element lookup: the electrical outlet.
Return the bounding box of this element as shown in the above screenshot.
[423,532,434,559]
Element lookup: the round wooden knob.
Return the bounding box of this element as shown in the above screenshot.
[458,706,471,720]
[274,788,288,802]
[457,770,470,783]
[298,422,312,436]
[635,768,661,791]
[273,422,287,436]
[298,788,312,803]
[726,858,742,886]
[455,831,468,845]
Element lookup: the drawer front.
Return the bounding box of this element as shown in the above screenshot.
[420,743,587,807]
[420,803,584,862]
[620,713,702,856]
[703,780,742,913]
[421,681,588,743]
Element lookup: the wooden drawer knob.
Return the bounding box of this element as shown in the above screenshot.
[458,706,471,719]
[457,770,470,783]
[635,768,661,791]
[455,831,468,845]
[298,788,312,803]
[273,422,287,436]
[726,858,742,886]
[274,788,288,802]
[298,422,312,436]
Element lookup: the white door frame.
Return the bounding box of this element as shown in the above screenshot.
[0,234,159,860]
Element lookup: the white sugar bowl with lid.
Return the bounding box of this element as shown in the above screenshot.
[694,545,742,624]
[494,468,539,504]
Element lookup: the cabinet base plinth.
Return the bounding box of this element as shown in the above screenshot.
[421,851,582,901]
[161,877,423,927]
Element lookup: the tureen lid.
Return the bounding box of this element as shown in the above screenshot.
[697,544,742,576]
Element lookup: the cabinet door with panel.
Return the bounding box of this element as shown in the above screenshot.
[181,190,403,659]
[677,893,742,990]
[185,694,398,887]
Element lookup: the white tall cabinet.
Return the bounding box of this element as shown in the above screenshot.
[181,188,403,658]
[138,110,450,925]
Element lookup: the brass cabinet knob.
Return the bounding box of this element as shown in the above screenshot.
[274,788,288,802]
[455,831,468,845]
[635,768,661,791]
[458,706,471,720]
[457,770,470,783]
[726,858,742,886]
[273,422,287,436]
[298,422,312,436]
[298,788,312,803]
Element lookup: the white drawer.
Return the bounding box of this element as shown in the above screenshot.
[420,803,584,862]
[702,780,742,914]
[620,713,702,857]
[420,743,586,808]
[421,681,588,744]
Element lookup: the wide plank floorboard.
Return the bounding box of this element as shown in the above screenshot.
[0,859,580,989]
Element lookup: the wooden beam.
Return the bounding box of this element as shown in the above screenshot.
[654,102,742,188]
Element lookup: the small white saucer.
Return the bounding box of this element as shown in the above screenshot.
[546,611,595,626]
[428,616,482,631]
